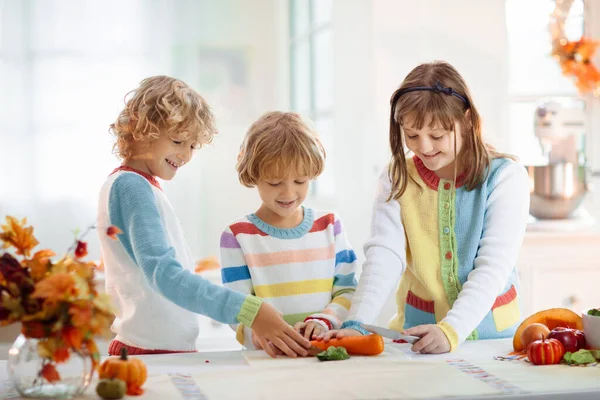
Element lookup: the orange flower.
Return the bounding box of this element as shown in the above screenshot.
[68,304,92,328]
[41,363,61,383]
[62,327,83,350]
[32,273,77,303]
[0,216,39,258]
[74,241,88,259]
[25,249,55,281]
[53,345,70,363]
[106,226,123,240]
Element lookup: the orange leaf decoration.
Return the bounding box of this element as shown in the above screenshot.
[106,226,123,240]
[25,249,55,281]
[62,327,83,351]
[32,273,77,303]
[41,363,61,383]
[68,304,92,328]
[0,216,39,258]
[74,241,88,259]
[21,321,48,339]
[53,346,70,363]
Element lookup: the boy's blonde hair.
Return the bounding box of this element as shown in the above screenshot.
[237,111,326,188]
[110,76,217,159]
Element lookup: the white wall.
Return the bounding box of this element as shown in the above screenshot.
[164,0,288,260]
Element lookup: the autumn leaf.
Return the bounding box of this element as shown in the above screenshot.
[22,321,49,339]
[68,304,92,328]
[62,327,83,351]
[0,216,39,258]
[25,250,55,281]
[37,337,57,359]
[32,274,76,303]
[41,363,61,383]
[106,226,123,240]
[53,345,70,363]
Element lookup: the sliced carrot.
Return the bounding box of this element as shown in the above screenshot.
[311,334,385,356]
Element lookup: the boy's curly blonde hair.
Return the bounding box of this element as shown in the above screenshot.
[237,111,326,187]
[110,76,217,160]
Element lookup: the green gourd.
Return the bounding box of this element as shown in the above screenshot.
[96,378,127,399]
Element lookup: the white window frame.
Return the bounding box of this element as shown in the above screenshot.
[289,0,334,199]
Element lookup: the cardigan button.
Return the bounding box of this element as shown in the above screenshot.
[443,227,450,234]
[445,251,452,260]
[443,182,451,190]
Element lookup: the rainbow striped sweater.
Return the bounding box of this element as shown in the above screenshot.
[220,208,358,348]
[343,156,530,351]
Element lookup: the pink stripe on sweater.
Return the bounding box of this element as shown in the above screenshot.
[246,244,335,267]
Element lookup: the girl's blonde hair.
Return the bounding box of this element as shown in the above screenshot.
[237,111,326,187]
[110,76,217,159]
[388,61,514,200]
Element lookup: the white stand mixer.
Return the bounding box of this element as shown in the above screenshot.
[527,100,589,220]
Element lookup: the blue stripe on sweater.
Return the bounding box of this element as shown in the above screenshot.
[335,249,357,266]
[108,172,247,324]
[221,265,251,284]
[333,272,357,287]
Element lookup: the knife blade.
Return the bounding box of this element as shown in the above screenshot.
[307,345,324,356]
[361,324,420,344]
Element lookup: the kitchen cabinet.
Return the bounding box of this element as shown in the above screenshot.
[518,225,600,318]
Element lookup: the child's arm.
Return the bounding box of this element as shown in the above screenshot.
[339,169,408,333]
[304,214,358,332]
[220,227,256,349]
[432,162,530,351]
[108,173,259,326]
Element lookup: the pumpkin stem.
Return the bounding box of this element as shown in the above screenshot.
[120,347,128,361]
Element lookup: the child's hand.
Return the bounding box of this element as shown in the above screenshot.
[294,321,326,340]
[315,328,362,342]
[403,324,450,354]
[251,333,263,350]
[251,302,311,358]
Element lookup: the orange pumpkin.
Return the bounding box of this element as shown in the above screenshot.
[98,348,147,395]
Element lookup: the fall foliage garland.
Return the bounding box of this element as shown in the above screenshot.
[550,0,600,95]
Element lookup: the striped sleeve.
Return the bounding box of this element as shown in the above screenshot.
[220,226,255,348]
[108,173,262,326]
[318,214,358,327]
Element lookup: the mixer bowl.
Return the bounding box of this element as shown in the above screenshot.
[525,163,589,219]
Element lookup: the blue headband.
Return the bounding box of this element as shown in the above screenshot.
[395,81,469,108]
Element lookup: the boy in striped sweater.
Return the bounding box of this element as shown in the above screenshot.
[220,111,358,349]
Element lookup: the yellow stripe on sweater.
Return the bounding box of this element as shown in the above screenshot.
[331,296,352,310]
[254,279,333,298]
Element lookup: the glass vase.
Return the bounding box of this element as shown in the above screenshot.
[7,334,94,399]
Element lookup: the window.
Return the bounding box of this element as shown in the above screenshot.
[0,0,167,258]
[289,0,334,198]
[505,0,585,165]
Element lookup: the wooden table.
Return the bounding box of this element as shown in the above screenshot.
[1,339,599,399]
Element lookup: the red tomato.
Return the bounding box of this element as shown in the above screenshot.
[527,339,565,365]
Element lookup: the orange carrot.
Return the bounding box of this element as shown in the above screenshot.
[311,334,385,356]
